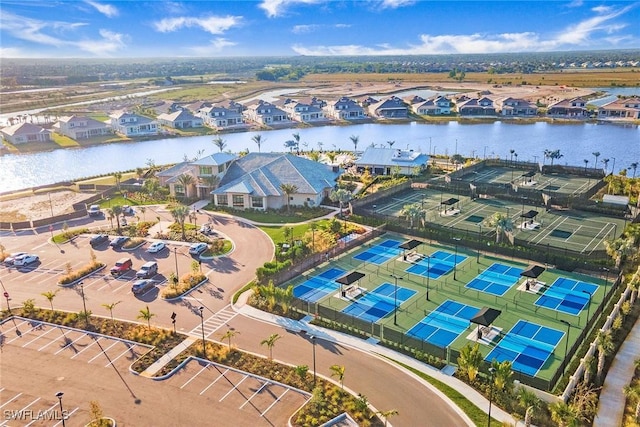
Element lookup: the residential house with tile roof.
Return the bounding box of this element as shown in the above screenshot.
[108,111,159,137]
[598,97,640,120]
[413,96,452,115]
[211,153,340,210]
[243,100,291,126]
[546,97,589,118]
[369,96,409,119]
[157,110,204,129]
[54,115,112,139]
[457,97,496,116]
[1,122,52,145]
[355,147,428,176]
[156,152,237,198]
[199,104,246,130]
[495,98,538,117]
[324,97,367,120]
[275,98,327,123]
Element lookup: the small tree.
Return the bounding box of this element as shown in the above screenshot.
[252,134,265,153]
[260,333,281,359]
[170,204,190,240]
[280,184,298,213]
[377,409,399,427]
[212,136,227,152]
[517,387,540,427]
[220,329,239,349]
[101,301,122,325]
[457,343,483,382]
[330,188,352,217]
[294,365,309,381]
[137,305,156,330]
[596,330,615,383]
[41,290,59,310]
[330,364,345,389]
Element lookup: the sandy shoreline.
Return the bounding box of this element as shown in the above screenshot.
[0,190,94,222]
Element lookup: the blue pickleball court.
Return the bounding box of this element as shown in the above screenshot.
[534,277,599,315]
[342,282,417,323]
[466,263,523,296]
[293,267,346,302]
[353,239,402,265]
[407,300,480,347]
[405,250,467,278]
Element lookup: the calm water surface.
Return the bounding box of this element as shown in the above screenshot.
[1,121,638,193]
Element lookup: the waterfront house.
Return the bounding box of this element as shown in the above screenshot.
[369,96,409,119]
[198,101,246,130]
[546,97,588,118]
[355,147,428,176]
[157,110,204,129]
[1,122,52,145]
[211,153,340,210]
[457,97,496,116]
[54,115,112,139]
[495,98,538,117]
[325,97,367,120]
[275,98,327,123]
[413,96,452,115]
[598,97,640,120]
[108,111,159,137]
[243,100,291,126]
[156,152,237,198]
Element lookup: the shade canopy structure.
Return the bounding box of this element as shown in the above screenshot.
[470,307,502,327]
[336,271,365,286]
[520,265,545,279]
[520,210,539,219]
[399,239,423,250]
[441,198,459,206]
[522,170,536,178]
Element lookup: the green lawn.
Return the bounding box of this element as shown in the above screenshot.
[206,205,332,223]
[259,219,331,243]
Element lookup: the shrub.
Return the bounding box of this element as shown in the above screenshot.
[161,272,207,299]
[58,261,105,285]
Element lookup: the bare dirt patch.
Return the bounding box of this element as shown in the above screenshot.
[0,190,94,222]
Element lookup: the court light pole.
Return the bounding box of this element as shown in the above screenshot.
[603,267,610,288]
[581,290,592,325]
[426,255,431,301]
[487,367,496,427]
[390,274,403,325]
[174,247,179,279]
[560,320,571,375]
[79,281,89,326]
[198,306,206,357]
[55,391,66,427]
[452,237,461,281]
[310,335,317,388]
[477,224,482,263]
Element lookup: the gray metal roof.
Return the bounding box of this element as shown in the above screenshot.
[355,147,428,168]
[191,152,237,166]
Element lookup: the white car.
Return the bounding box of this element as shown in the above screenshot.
[4,252,27,265]
[146,241,166,253]
[189,242,208,255]
[13,254,39,266]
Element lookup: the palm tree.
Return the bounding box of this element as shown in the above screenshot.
[484,212,513,244]
[623,383,640,421]
[510,148,515,164]
[377,409,399,427]
[284,140,297,152]
[387,140,395,148]
[583,159,589,171]
[349,135,359,153]
[631,162,639,179]
[457,343,483,382]
[330,364,346,389]
[400,203,423,228]
[176,173,195,198]
[41,290,59,310]
[102,301,122,325]
[109,205,123,233]
[252,134,264,153]
[280,184,298,213]
[220,329,239,349]
[139,206,146,221]
[592,151,601,169]
[113,172,122,192]
[143,178,160,200]
[326,151,338,164]
[549,401,579,427]
[292,132,301,150]
[604,237,635,268]
[260,333,281,359]
[602,158,610,174]
[330,188,352,217]
[200,174,220,194]
[551,149,564,166]
[212,136,226,152]
[137,305,156,330]
[517,387,540,427]
[596,330,614,383]
[491,359,513,393]
[170,204,190,240]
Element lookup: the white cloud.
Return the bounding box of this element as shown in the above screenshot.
[292,4,638,55]
[567,0,583,8]
[259,0,325,18]
[377,0,416,9]
[153,15,241,34]
[0,11,127,56]
[84,0,119,18]
[292,23,349,33]
[189,38,237,55]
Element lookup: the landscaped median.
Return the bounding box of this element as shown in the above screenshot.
[58,260,105,286]
[161,272,208,300]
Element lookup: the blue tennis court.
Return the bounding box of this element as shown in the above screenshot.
[407,300,480,347]
[486,320,563,376]
[293,267,346,302]
[342,282,417,323]
[353,239,402,265]
[405,250,467,278]
[534,277,599,315]
[466,263,523,296]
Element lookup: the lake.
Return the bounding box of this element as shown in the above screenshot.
[1,120,639,193]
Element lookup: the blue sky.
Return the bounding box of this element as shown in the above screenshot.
[1,0,638,58]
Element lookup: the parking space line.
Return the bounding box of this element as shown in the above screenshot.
[71,336,102,359]
[38,329,70,351]
[88,340,119,363]
[22,325,57,347]
[7,323,45,344]
[52,407,79,427]
[219,376,248,402]
[261,388,290,417]
[25,402,59,426]
[54,333,88,355]
[239,381,268,409]
[112,280,133,293]
[104,344,135,367]
[180,365,209,389]
[0,319,29,334]
[199,368,230,395]
[0,392,21,409]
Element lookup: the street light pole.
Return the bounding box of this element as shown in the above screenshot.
[581,291,592,326]
[198,306,206,357]
[453,237,461,281]
[603,267,610,288]
[426,256,431,301]
[55,391,66,427]
[560,320,571,375]
[174,247,179,279]
[79,282,88,325]
[390,274,403,325]
[477,224,482,263]
[487,367,496,427]
[310,335,317,388]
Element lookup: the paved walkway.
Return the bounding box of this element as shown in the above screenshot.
[594,314,640,427]
[139,336,198,377]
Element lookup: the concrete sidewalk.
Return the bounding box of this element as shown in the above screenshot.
[139,336,198,378]
[594,315,640,427]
